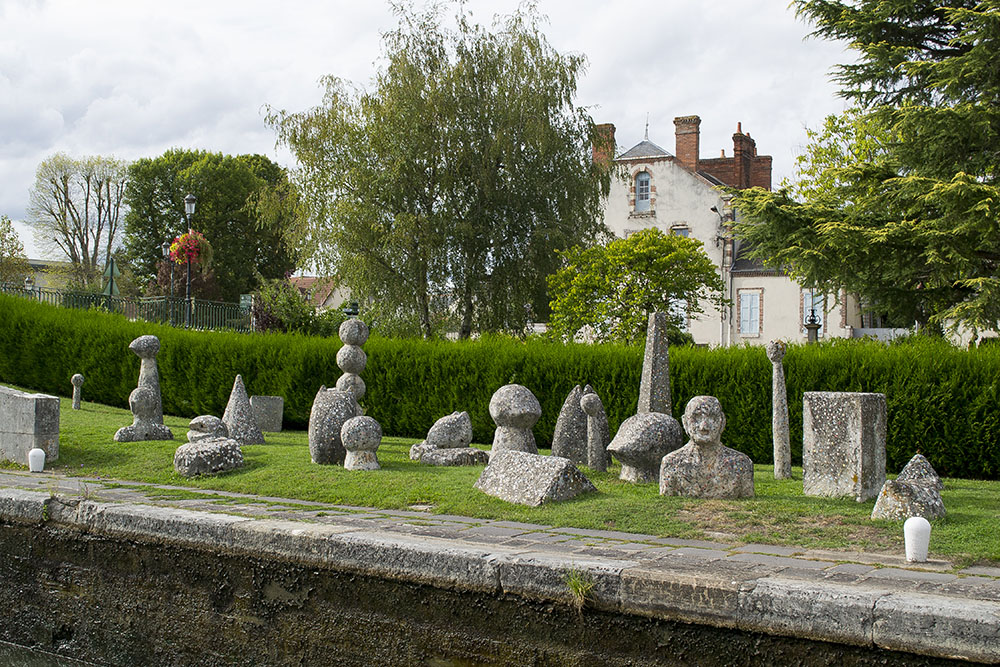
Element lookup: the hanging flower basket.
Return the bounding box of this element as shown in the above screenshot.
[170,230,213,267]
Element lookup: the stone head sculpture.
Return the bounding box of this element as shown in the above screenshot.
[681,396,726,448]
[766,339,786,363]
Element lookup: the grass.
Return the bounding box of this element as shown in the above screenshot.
[7,387,1000,566]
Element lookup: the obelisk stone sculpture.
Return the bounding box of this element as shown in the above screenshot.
[767,340,791,479]
[637,312,671,415]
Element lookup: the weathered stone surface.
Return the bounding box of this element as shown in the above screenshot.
[409,442,435,461]
[336,345,367,375]
[580,389,611,472]
[308,387,360,465]
[474,450,597,506]
[489,384,541,459]
[342,415,382,471]
[608,412,683,483]
[637,312,671,415]
[250,395,284,433]
[335,374,366,403]
[0,386,60,464]
[186,415,228,442]
[660,396,754,499]
[896,453,943,491]
[871,479,945,521]
[114,335,173,442]
[114,387,173,442]
[339,318,370,346]
[766,340,791,480]
[71,373,84,410]
[426,411,473,449]
[417,447,489,467]
[551,385,588,464]
[222,375,265,445]
[173,437,244,477]
[803,392,886,502]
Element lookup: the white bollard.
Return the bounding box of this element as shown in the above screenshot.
[904,516,931,562]
[28,448,46,473]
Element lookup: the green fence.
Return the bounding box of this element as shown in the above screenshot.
[0,283,251,333]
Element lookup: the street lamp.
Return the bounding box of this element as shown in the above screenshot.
[161,240,174,325]
[184,194,197,327]
[805,308,821,343]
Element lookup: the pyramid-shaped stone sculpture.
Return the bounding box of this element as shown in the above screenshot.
[474,450,597,507]
[551,385,588,464]
[222,375,265,445]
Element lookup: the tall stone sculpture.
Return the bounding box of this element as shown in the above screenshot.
[638,312,671,415]
[489,384,541,460]
[551,384,588,464]
[308,386,360,465]
[222,375,265,445]
[71,373,84,410]
[114,335,173,442]
[659,396,754,498]
[336,319,369,405]
[766,340,791,479]
[580,388,611,472]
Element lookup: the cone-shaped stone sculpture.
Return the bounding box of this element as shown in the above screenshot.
[551,385,587,464]
[222,375,265,445]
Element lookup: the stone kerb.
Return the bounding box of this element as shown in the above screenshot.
[803,392,886,502]
[0,386,59,464]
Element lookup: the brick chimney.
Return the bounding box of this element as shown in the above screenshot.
[674,115,701,173]
[732,122,757,189]
[592,123,616,166]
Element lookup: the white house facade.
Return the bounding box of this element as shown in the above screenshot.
[597,115,862,347]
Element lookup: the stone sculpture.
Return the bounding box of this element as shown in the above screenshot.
[802,392,886,502]
[222,375,265,445]
[342,415,383,471]
[174,437,244,477]
[409,411,488,466]
[474,450,597,507]
[580,388,611,472]
[871,454,945,521]
[308,386,360,464]
[607,412,683,483]
[637,312,671,415]
[336,319,369,404]
[659,396,755,498]
[0,386,59,464]
[551,385,588,464]
[766,340,791,479]
[71,373,84,410]
[488,384,541,460]
[114,335,173,442]
[187,415,229,442]
[250,395,284,432]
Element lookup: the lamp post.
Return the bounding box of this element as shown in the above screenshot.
[184,193,196,328]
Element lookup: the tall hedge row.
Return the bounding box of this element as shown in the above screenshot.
[2,294,998,479]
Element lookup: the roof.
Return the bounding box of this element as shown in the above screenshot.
[697,170,727,186]
[288,276,338,307]
[616,139,672,160]
[731,242,784,276]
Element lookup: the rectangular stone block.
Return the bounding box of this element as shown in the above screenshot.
[803,392,885,501]
[0,386,59,464]
[250,395,283,432]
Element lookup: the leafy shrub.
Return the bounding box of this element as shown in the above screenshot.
[1,293,997,479]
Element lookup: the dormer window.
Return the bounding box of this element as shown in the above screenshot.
[635,172,651,212]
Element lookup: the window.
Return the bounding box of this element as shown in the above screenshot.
[635,172,650,212]
[802,288,825,335]
[669,298,689,332]
[738,289,761,336]
[671,226,690,237]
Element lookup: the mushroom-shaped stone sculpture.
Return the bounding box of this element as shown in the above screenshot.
[488,384,541,460]
[607,412,683,483]
[342,415,382,471]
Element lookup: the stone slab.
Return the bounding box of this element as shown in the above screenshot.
[474,451,597,507]
[803,391,886,502]
[250,395,284,432]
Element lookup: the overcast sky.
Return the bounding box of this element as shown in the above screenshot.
[1,0,852,259]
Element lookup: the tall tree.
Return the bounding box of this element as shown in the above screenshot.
[0,215,31,285]
[546,228,725,344]
[122,150,297,302]
[733,1,1000,335]
[266,3,612,338]
[26,154,128,287]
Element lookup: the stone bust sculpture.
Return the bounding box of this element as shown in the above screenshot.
[659,395,754,498]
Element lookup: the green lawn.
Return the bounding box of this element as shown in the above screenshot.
[6,390,1000,567]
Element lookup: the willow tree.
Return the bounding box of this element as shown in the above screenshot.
[266,3,612,338]
[733,1,1000,337]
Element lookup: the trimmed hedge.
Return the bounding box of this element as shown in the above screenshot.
[1,294,998,479]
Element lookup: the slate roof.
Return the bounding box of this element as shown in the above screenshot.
[617,139,672,160]
[731,242,784,276]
